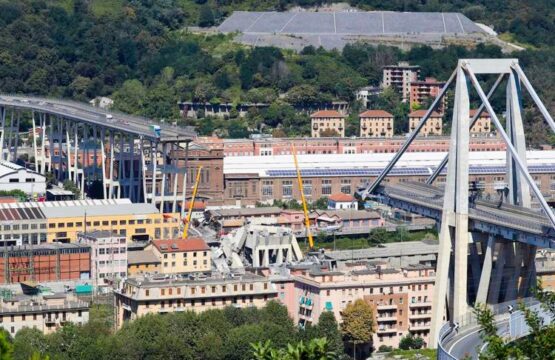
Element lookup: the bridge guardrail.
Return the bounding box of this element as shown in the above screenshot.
[437,322,457,360]
[510,302,552,338]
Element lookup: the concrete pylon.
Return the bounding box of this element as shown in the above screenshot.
[430,62,471,343]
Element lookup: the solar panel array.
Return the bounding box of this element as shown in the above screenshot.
[218,11,484,36]
[0,207,45,221]
[265,164,555,178]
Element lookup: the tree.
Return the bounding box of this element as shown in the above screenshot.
[315,311,344,355]
[13,328,46,360]
[252,338,337,360]
[311,197,329,210]
[340,299,374,360]
[198,5,215,27]
[398,333,425,350]
[368,227,389,247]
[63,180,80,199]
[0,330,12,360]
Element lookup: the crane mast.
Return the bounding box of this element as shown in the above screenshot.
[291,144,314,249]
[183,166,202,239]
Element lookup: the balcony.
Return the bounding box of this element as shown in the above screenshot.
[409,324,431,331]
[377,315,397,322]
[377,327,397,334]
[409,313,432,320]
[377,304,397,311]
[409,301,432,308]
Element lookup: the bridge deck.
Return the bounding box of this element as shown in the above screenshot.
[0,95,195,142]
[376,182,555,240]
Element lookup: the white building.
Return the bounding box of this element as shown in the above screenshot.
[89,96,114,109]
[78,230,128,285]
[356,86,383,108]
[327,193,357,210]
[0,161,46,196]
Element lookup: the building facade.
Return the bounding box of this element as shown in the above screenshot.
[311,111,346,138]
[0,160,46,196]
[0,243,90,284]
[211,136,506,157]
[289,262,435,348]
[78,231,128,284]
[147,238,211,274]
[409,77,446,113]
[359,110,394,138]
[469,110,492,134]
[0,199,180,246]
[127,249,161,276]
[408,110,443,136]
[0,294,89,335]
[382,62,420,102]
[114,272,278,328]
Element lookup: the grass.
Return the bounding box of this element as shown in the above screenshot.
[299,230,438,253]
[90,0,124,17]
[498,32,537,50]
[386,348,437,359]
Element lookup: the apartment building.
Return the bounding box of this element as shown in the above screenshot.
[147,238,211,274]
[0,293,89,335]
[382,62,420,102]
[469,109,492,134]
[408,110,443,136]
[311,110,346,138]
[78,231,128,284]
[0,243,90,284]
[289,261,435,348]
[409,77,446,113]
[114,272,278,328]
[359,110,394,138]
[209,136,505,157]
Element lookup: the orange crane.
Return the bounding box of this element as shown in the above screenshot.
[291,144,315,250]
[183,166,202,239]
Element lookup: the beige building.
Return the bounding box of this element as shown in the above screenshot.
[359,110,394,138]
[114,272,278,328]
[287,261,435,348]
[408,110,443,136]
[382,62,420,102]
[147,238,211,274]
[469,109,492,134]
[311,110,346,138]
[0,293,89,336]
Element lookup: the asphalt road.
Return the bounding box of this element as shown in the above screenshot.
[443,318,509,359]
[0,94,195,141]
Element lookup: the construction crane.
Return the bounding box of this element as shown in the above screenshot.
[183,166,202,239]
[291,144,315,250]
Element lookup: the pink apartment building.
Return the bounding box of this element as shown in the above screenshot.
[282,261,436,348]
[78,230,128,284]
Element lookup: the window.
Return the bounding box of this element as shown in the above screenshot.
[302,180,312,196]
[282,180,293,197]
[340,179,351,194]
[262,180,273,197]
[321,179,332,195]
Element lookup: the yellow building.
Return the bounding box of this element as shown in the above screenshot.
[147,238,211,274]
[359,110,394,138]
[408,110,443,136]
[44,199,180,243]
[469,109,492,134]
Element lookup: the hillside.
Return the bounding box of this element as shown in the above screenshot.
[0,0,555,145]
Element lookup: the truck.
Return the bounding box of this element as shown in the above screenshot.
[150,124,161,138]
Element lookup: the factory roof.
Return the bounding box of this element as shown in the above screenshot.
[325,240,438,261]
[359,110,393,118]
[0,199,161,220]
[224,150,555,178]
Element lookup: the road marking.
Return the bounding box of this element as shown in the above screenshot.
[448,326,481,354]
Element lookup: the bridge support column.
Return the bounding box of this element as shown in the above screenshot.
[430,64,471,346]
[109,131,115,199]
[0,107,5,161]
[476,235,495,304]
[519,245,537,297]
[180,141,190,218]
[100,128,107,199]
[139,137,147,203]
[12,111,20,162]
[171,142,179,214]
[32,112,38,172]
[151,141,158,206]
[159,142,167,213]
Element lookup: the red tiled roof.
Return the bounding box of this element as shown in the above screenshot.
[469,109,490,117]
[310,110,345,118]
[328,193,356,202]
[409,110,443,117]
[0,197,17,204]
[181,201,206,210]
[359,110,393,118]
[152,238,209,253]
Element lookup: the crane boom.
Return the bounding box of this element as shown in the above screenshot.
[183,166,202,239]
[291,144,314,249]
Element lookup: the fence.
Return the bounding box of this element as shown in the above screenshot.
[510,303,553,338]
[437,322,457,360]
